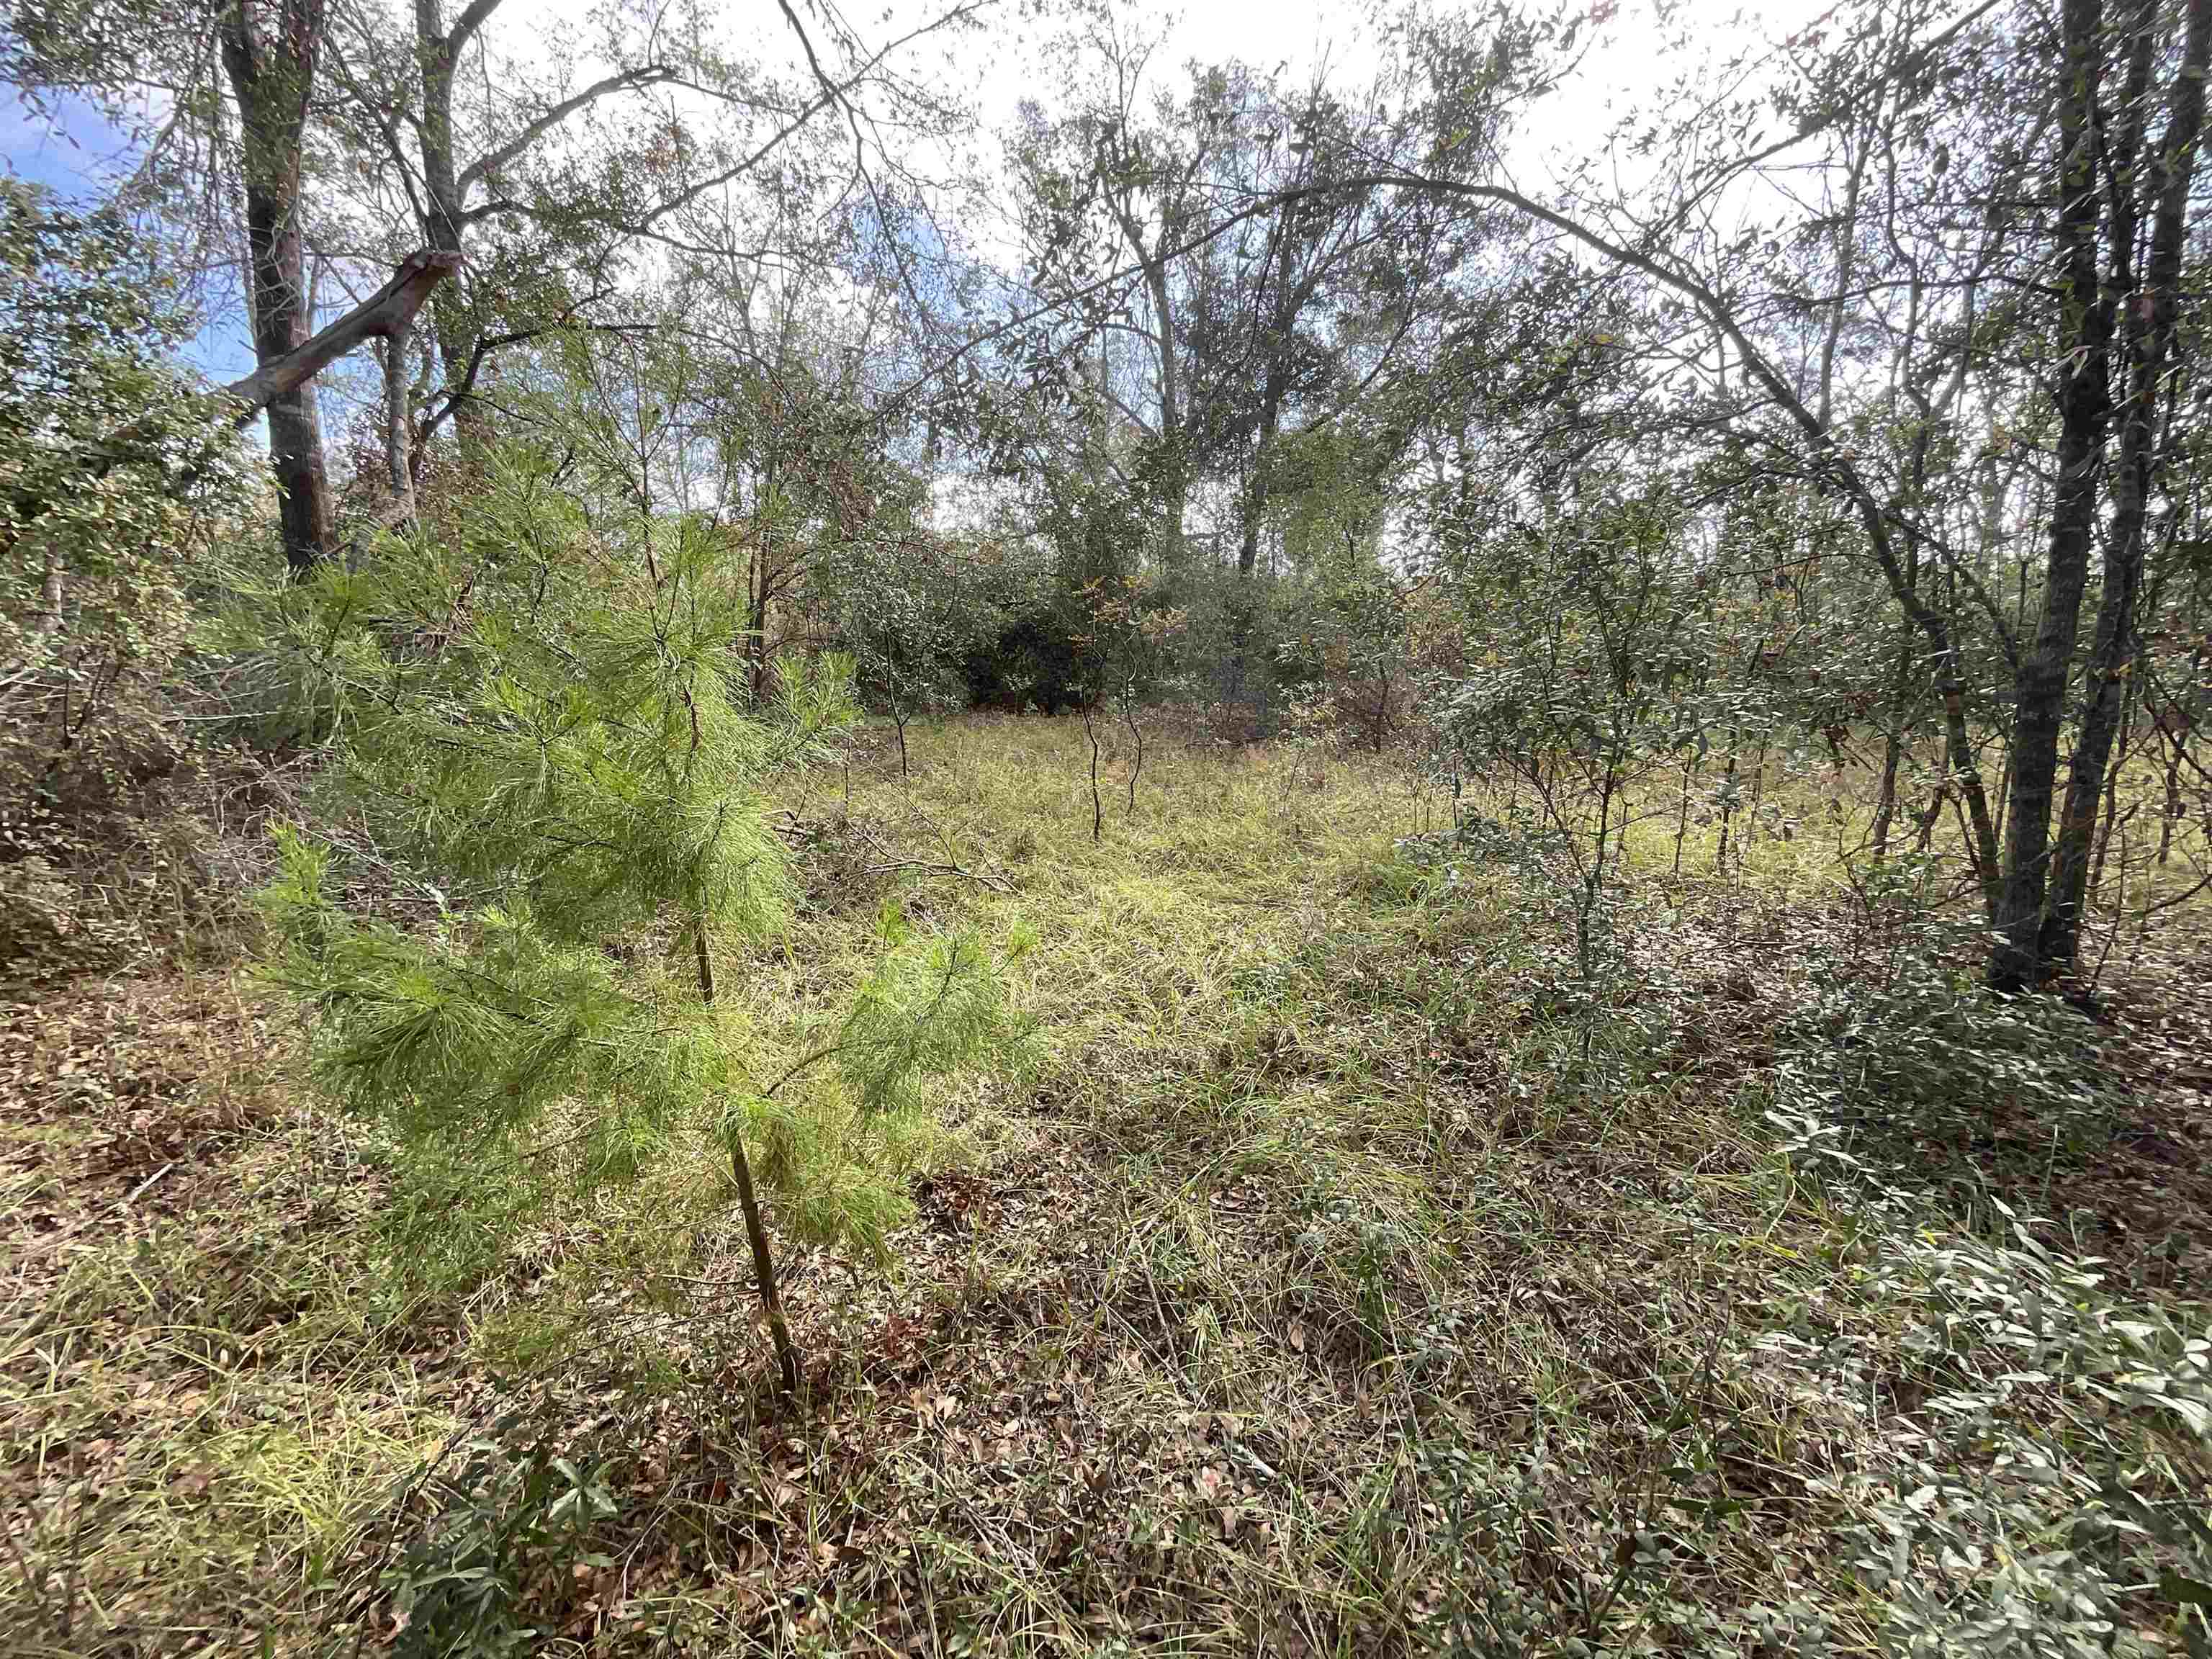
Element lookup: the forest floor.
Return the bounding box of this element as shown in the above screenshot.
[4,714,2211,1657]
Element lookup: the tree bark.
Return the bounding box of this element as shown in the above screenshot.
[220,249,463,418]
[1109,192,1187,567]
[2043,0,2212,971]
[729,1120,801,1396]
[1989,0,2125,990]
[218,0,336,575]
[1146,256,1187,568]
[0,249,457,571]
[1236,372,1285,579]
[415,0,493,475]
[1236,191,1307,582]
[1871,536,1924,860]
[382,324,417,526]
[2155,631,2201,862]
[1227,275,1292,705]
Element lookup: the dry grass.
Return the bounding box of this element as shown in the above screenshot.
[3,713,2207,1656]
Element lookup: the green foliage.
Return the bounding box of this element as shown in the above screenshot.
[251,448,1015,1292]
[814,531,979,764]
[1082,570,1186,703]
[1170,563,1305,725]
[264,832,696,1170]
[1774,901,2110,1154]
[1439,490,1712,787]
[1419,1364,1763,1658]
[1762,897,2207,1655]
[383,1437,618,1659]
[839,912,1010,1117]
[705,908,1024,1266]
[0,177,246,817]
[1436,484,1722,992]
[204,450,591,751]
[1276,568,1420,750]
[954,541,1098,715]
[1783,1224,2212,1658]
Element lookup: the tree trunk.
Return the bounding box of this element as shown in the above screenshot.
[381,323,418,527]
[1913,781,1947,854]
[1084,698,1103,842]
[2086,689,2138,905]
[1120,675,1143,814]
[747,541,773,708]
[1100,150,1188,568]
[1141,257,1186,568]
[2043,0,2212,972]
[219,0,336,575]
[729,1125,801,1396]
[1236,372,1285,580]
[1990,0,2126,990]
[0,249,454,572]
[1871,549,1923,859]
[1938,680,2002,915]
[2156,636,2202,863]
[1223,360,1287,711]
[253,235,335,576]
[1717,741,1738,872]
[1871,708,1907,859]
[1673,750,1697,876]
[220,248,462,419]
[415,0,490,475]
[693,917,800,1395]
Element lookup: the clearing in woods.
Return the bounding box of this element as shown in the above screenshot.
[4,715,2208,1654]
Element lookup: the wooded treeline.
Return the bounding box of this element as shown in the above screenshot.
[4,0,2210,995]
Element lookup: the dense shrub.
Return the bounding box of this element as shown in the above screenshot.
[962,603,1096,714]
[0,181,247,816]
[1774,879,2113,1161]
[0,179,253,967]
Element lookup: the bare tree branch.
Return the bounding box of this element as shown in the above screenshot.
[222,249,465,419]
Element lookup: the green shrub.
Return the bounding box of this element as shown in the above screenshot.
[1781,1223,2212,1658]
[0,179,247,822]
[0,179,252,968]
[1776,910,2110,1156]
[383,1437,618,1659]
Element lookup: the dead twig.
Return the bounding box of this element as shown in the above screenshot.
[863,858,1013,894]
[122,1161,175,1206]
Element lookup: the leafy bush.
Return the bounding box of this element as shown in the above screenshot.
[1761,899,2208,1655]
[0,180,246,812]
[0,179,250,964]
[1776,904,2111,1156]
[1768,1220,2212,1658]
[1419,1370,1763,1658]
[1434,485,1720,993]
[814,532,978,772]
[962,602,1096,715]
[382,1437,618,1659]
[1274,572,1423,752]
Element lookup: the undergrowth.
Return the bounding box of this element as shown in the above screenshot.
[2,715,2206,1656]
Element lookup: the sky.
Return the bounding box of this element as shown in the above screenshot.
[1,0,1830,391]
[1,83,138,200]
[3,79,263,380]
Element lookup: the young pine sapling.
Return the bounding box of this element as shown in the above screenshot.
[258,477,1012,1394]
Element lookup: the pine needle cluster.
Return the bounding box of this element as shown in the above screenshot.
[250,451,1017,1378]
